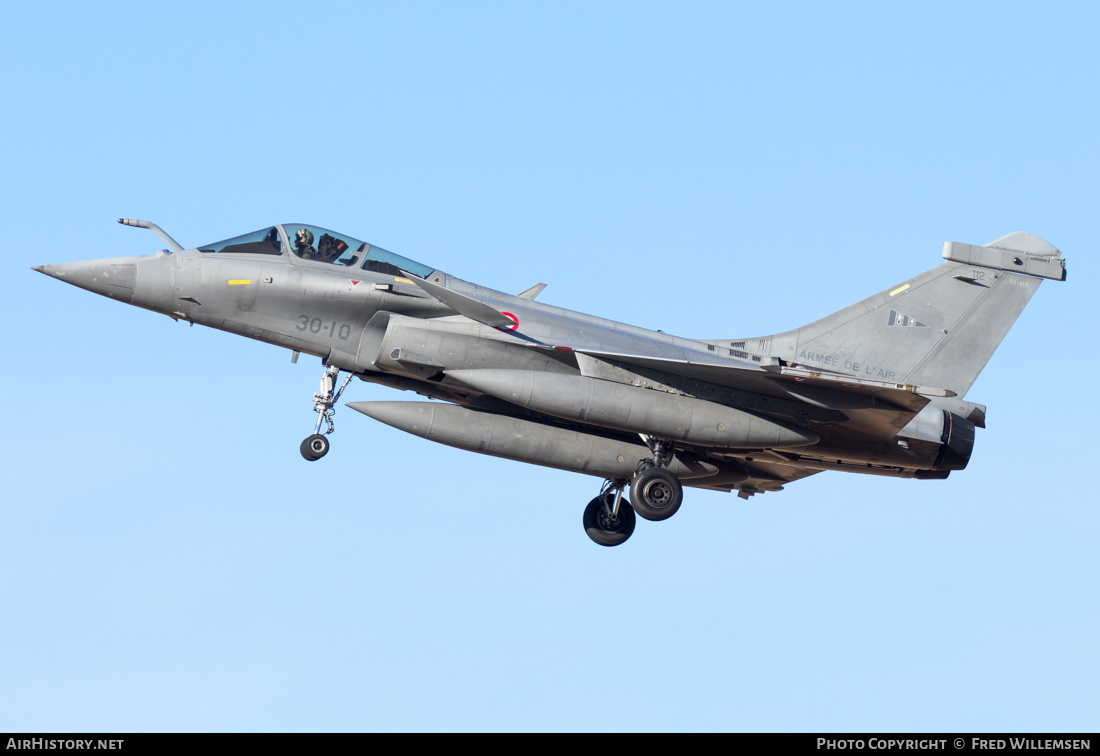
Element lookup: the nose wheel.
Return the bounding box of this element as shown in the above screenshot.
[300,434,330,461]
[300,366,353,461]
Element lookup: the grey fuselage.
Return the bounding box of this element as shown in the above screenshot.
[37,222,1064,498]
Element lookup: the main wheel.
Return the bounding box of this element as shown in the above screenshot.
[630,467,683,521]
[300,434,330,461]
[583,495,636,547]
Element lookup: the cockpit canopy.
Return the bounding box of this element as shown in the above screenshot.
[198,224,435,278]
[198,227,283,256]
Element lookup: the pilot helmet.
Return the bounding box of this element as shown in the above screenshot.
[296,228,314,247]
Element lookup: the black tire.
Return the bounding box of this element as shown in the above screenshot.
[300,434,330,461]
[630,467,683,521]
[583,495,636,547]
[300,437,317,460]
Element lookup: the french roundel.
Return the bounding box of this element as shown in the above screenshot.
[496,312,519,331]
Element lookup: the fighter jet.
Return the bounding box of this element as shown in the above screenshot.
[34,220,1067,546]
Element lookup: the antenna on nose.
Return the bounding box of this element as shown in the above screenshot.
[117,218,184,253]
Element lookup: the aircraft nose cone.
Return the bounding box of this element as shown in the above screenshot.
[34,259,137,303]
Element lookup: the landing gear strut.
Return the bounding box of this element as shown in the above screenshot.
[580,439,687,546]
[583,479,635,547]
[300,366,353,461]
[630,437,683,521]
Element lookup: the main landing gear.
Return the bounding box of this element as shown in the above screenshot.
[582,438,686,546]
[300,366,353,461]
[583,480,635,547]
[631,466,683,520]
[630,437,683,521]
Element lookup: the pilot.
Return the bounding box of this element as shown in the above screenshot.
[294,228,317,260]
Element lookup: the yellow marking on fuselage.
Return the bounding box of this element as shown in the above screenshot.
[394,277,413,284]
[227,280,252,285]
[889,283,910,296]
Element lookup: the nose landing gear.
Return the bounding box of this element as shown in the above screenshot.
[300,434,330,461]
[300,366,354,461]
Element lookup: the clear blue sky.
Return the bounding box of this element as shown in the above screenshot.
[2,1,1096,732]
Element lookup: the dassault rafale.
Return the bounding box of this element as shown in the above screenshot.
[35,220,1066,546]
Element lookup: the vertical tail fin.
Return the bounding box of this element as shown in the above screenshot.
[754,233,1066,397]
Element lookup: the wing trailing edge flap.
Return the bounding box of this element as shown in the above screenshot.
[691,461,822,496]
[571,348,945,412]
